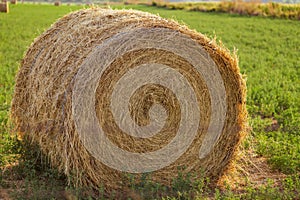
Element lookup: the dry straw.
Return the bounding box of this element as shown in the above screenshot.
[12,8,248,192]
[0,1,8,13]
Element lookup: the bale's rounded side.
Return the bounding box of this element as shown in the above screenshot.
[12,8,248,192]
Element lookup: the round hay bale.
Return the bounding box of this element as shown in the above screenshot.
[11,8,247,192]
[54,1,61,6]
[0,2,8,13]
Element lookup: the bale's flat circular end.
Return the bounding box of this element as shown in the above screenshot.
[12,8,248,191]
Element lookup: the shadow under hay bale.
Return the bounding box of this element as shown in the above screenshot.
[0,2,8,13]
[11,8,248,194]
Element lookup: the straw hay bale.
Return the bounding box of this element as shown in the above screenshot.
[54,1,60,6]
[11,8,248,192]
[0,2,8,13]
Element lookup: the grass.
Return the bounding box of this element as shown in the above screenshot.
[1,3,300,199]
[151,1,300,20]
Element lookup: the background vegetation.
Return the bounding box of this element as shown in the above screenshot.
[151,0,300,20]
[0,3,299,199]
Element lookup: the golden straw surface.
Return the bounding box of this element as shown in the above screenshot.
[11,8,248,192]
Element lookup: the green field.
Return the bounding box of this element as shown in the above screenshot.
[0,3,299,199]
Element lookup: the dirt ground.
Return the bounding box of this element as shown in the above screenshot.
[0,148,287,200]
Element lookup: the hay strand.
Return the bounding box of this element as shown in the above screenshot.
[12,8,248,192]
